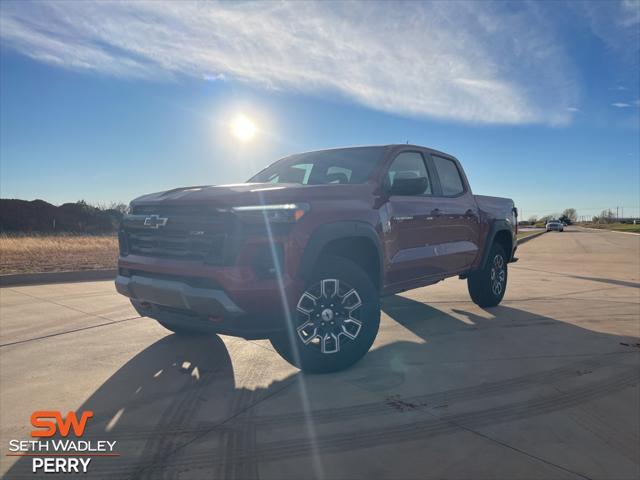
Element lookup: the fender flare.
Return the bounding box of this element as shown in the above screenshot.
[479,220,515,269]
[298,221,384,289]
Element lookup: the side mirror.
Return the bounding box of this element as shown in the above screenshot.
[390,173,428,196]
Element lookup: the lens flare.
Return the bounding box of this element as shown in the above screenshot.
[231,114,257,142]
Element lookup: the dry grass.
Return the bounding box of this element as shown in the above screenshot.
[0,234,118,275]
[581,223,640,233]
[516,229,543,240]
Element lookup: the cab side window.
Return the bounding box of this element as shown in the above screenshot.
[388,152,432,195]
[432,156,464,196]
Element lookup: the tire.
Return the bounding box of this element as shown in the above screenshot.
[270,255,380,373]
[468,243,508,308]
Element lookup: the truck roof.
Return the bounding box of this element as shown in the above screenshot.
[290,144,457,161]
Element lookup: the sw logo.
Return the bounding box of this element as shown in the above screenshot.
[15,410,110,473]
[31,410,94,437]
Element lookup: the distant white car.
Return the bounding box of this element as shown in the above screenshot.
[546,221,564,232]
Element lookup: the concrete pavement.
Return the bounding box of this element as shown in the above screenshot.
[1,227,638,479]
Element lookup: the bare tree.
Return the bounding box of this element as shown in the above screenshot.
[562,208,577,223]
[598,209,615,224]
[108,202,130,214]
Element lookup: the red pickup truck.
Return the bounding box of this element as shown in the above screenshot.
[116,145,517,372]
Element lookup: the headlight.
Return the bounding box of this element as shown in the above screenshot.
[231,203,309,223]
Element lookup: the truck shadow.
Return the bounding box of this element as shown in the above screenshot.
[6,301,640,479]
[381,295,566,342]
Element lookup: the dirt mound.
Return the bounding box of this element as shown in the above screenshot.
[0,199,123,233]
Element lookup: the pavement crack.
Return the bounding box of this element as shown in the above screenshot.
[0,316,141,347]
[6,287,130,323]
[422,408,593,480]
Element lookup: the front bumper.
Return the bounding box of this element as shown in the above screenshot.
[115,274,244,317]
[115,274,286,339]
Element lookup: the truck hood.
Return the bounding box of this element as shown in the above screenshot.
[130,182,373,208]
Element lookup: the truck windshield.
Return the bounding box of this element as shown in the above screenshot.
[249,147,384,185]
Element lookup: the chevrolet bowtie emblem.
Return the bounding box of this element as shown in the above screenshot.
[143,214,168,229]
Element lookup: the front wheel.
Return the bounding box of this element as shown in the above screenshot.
[270,255,380,373]
[467,243,508,307]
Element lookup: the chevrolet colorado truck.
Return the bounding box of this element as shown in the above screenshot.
[116,145,517,372]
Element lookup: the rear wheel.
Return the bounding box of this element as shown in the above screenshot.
[468,243,508,307]
[270,255,380,373]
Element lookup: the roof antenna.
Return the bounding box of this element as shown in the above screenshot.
[406,139,409,144]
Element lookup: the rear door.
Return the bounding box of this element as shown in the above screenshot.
[427,154,481,272]
[383,151,448,284]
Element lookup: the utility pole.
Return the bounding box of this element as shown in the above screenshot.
[617,206,619,222]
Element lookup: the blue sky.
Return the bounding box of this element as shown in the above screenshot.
[1,0,638,219]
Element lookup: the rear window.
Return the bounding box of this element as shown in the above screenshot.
[249,147,384,185]
[432,156,465,196]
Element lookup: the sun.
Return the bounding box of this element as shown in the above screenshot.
[231,114,257,142]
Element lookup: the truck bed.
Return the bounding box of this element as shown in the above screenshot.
[474,194,515,221]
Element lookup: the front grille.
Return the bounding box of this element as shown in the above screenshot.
[131,205,222,216]
[120,206,232,263]
[126,230,225,261]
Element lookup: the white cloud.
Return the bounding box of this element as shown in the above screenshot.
[612,102,632,108]
[576,0,640,63]
[620,0,640,27]
[0,1,579,125]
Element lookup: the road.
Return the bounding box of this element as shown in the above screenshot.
[1,227,639,479]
